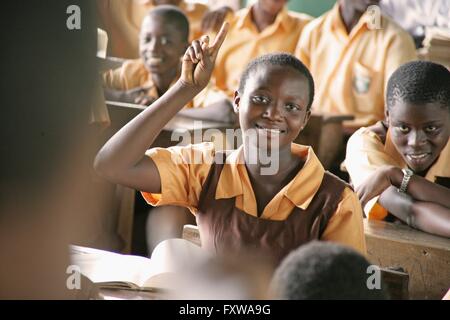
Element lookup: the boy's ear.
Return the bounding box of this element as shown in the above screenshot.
[301,110,311,130]
[233,91,240,113]
[384,108,390,125]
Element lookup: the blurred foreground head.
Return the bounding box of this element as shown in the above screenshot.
[0,0,97,298]
[271,241,388,300]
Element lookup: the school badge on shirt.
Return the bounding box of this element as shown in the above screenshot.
[353,74,371,94]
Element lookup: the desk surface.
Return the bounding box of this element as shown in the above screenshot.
[364,219,450,299]
[364,219,450,252]
[106,100,233,132]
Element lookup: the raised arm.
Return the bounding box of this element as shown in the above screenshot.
[94,23,229,193]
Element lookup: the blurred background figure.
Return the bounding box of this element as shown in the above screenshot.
[380,0,450,48]
[270,241,388,300]
[0,0,100,298]
[96,0,233,59]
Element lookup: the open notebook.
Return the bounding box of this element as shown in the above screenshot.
[70,238,210,292]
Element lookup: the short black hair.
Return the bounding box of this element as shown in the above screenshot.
[271,241,388,300]
[238,53,315,110]
[386,60,450,110]
[145,5,189,42]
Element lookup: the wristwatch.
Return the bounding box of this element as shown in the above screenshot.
[398,168,414,193]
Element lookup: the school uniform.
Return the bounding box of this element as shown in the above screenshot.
[97,0,209,59]
[213,6,313,97]
[296,3,417,129]
[103,59,228,109]
[141,142,367,264]
[345,122,450,219]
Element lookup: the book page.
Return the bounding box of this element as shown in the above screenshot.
[70,239,210,289]
[142,238,211,289]
[70,245,155,287]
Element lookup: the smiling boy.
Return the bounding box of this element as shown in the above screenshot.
[103,6,233,122]
[346,61,450,237]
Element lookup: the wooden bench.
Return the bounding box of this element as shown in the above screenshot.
[365,219,450,299]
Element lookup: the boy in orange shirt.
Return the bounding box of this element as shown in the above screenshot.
[95,24,366,265]
[97,0,209,59]
[346,61,450,238]
[103,6,233,122]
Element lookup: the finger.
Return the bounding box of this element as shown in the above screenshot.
[187,46,198,64]
[209,22,229,57]
[200,35,209,52]
[181,47,194,83]
[191,40,203,61]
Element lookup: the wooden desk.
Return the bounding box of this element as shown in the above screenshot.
[364,219,450,299]
[105,101,235,148]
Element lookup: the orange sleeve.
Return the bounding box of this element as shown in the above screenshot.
[102,59,148,90]
[140,143,215,215]
[321,188,367,255]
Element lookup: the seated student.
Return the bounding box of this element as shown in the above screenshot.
[345,61,450,238]
[94,23,366,266]
[296,0,417,131]
[103,6,234,123]
[271,241,388,299]
[212,0,313,97]
[97,0,209,59]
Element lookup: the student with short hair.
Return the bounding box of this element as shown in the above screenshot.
[103,6,233,123]
[213,0,313,97]
[95,24,366,267]
[271,241,388,299]
[346,61,450,238]
[97,0,209,59]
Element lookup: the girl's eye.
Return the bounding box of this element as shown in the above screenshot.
[251,96,270,104]
[425,126,437,133]
[398,125,410,133]
[285,103,300,112]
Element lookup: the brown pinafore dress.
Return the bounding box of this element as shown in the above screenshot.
[196,152,349,266]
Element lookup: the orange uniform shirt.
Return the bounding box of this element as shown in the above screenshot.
[142,142,367,254]
[296,3,417,129]
[213,6,313,97]
[97,0,209,59]
[345,126,450,219]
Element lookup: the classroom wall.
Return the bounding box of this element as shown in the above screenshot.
[245,0,336,17]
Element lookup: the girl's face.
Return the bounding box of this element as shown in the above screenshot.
[235,65,311,151]
[387,101,450,174]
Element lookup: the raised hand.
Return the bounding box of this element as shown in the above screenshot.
[180,22,228,90]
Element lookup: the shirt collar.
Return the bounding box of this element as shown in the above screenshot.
[330,2,372,38]
[215,143,325,211]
